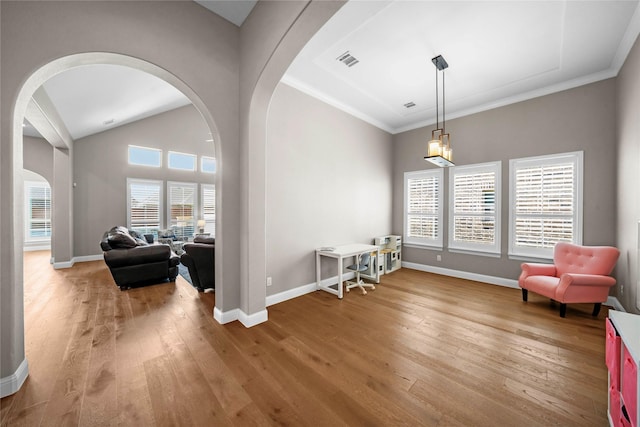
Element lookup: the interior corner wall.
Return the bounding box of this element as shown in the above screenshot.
[73,105,214,257]
[23,136,53,184]
[393,78,618,283]
[1,0,240,382]
[616,34,640,314]
[265,82,393,294]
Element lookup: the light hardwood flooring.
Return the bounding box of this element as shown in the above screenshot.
[1,250,610,426]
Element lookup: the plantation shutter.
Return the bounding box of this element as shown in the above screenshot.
[27,183,51,239]
[404,169,443,247]
[509,151,582,259]
[168,182,197,238]
[129,181,161,233]
[202,184,216,235]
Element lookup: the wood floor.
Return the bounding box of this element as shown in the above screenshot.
[1,251,610,426]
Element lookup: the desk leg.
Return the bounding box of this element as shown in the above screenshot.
[337,256,344,299]
[316,251,321,290]
[374,249,380,284]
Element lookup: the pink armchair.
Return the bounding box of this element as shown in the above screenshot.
[519,242,619,317]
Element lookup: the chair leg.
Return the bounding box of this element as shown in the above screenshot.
[521,288,528,302]
[559,303,567,318]
[592,303,602,317]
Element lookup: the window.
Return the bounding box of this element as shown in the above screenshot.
[449,162,501,255]
[509,151,583,259]
[201,184,216,235]
[168,151,196,171]
[201,156,216,174]
[128,145,161,167]
[404,169,444,248]
[167,181,197,238]
[24,181,51,241]
[127,178,163,236]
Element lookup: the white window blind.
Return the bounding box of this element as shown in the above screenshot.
[168,181,197,238]
[201,184,216,236]
[127,178,162,236]
[25,181,52,241]
[404,169,443,248]
[509,151,583,259]
[449,162,501,255]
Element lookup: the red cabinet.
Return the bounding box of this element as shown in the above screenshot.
[608,312,640,427]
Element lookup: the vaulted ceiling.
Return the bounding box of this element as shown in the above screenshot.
[23,0,640,141]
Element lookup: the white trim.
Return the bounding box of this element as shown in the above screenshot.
[238,309,268,328]
[213,306,238,324]
[267,283,316,307]
[53,260,74,269]
[402,261,519,289]
[508,151,583,260]
[448,161,501,255]
[0,358,29,398]
[23,244,51,252]
[404,169,444,248]
[607,296,626,312]
[265,272,356,307]
[73,254,103,263]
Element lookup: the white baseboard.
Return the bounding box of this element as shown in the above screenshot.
[0,358,29,398]
[607,296,625,312]
[239,309,268,328]
[213,306,268,328]
[53,260,74,269]
[52,254,103,269]
[73,254,103,263]
[23,244,51,252]
[213,307,237,324]
[402,261,520,289]
[265,272,356,307]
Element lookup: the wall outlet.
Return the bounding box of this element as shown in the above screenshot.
[266,277,272,287]
[436,255,442,262]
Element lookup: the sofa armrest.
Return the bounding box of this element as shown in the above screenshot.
[104,244,172,268]
[519,262,557,286]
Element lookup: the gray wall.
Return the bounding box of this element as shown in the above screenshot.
[23,136,53,184]
[616,35,640,314]
[393,78,618,281]
[1,0,241,381]
[73,105,214,257]
[266,82,393,294]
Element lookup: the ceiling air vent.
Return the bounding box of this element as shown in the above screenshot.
[404,102,416,108]
[336,51,359,67]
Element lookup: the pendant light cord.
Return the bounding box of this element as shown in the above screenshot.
[435,64,439,130]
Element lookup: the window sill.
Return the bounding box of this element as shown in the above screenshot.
[508,254,553,263]
[448,248,501,258]
[403,243,443,251]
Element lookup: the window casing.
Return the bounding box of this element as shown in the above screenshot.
[449,161,501,255]
[127,178,163,236]
[168,151,196,171]
[128,145,161,167]
[24,181,52,241]
[167,181,197,238]
[509,151,583,259]
[201,156,216,174]
[201,184,216,236]
[404,169,444,248]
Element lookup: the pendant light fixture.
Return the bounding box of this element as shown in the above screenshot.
[425,55,454,167]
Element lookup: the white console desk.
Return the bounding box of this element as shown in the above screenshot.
[315,244,380,299]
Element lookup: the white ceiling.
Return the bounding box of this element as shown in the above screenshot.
[23,1,640,142]
[283,0,640,134]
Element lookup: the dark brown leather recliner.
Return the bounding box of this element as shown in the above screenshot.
[180,236,214,292]
[100,226,180,290]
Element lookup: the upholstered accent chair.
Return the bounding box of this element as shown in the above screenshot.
[519,242,619,317]
[180,235,215,292]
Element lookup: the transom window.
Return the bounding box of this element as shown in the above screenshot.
[168,151,196,171]
[201,156,216,174]
[128,145,161,167]
[509,151,583,259]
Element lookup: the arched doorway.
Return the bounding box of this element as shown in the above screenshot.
[3,53,224,397]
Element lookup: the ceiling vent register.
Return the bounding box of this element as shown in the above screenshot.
[336,51,359,67]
